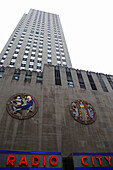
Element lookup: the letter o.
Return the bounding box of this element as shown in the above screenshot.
[49,156,58,166]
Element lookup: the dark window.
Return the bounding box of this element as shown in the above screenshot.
[21,64,26,67]
[37,66,41,69]
[55,66,61,85]
[23,58,27,61]
[31,54,35,57]
[32,49,36,52]
[25,70,32,82]
[37,60,42,63]
[34,41,37,44]
[38,55,42,58]
[36,72,43,83]
[48,56,52,59]
[57,63,61,66]
[57,58,61,61]
[16,46,21,49]
[30,59,34,62]
[106,75,113,89]
[87,72,97,90]
[76,70,86,89]
[12,38,15,41]
[0,67,5,78]
[12,56,17,59]
[62,59,66,62]
[26,48,29,51]
[96,73,108,92]
[10,62,15,65]
[47,52,51,55]
[12,69,21,80]
[65,68,74,87]
[27,44,30,47]
[24,53,28,56]
[0,62,3,65]
[14,51,19,54]
[48,62,52,64]
[29,65,33,68]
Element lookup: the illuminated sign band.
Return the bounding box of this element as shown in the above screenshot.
[0,150,62,169]
[73,153,113,169]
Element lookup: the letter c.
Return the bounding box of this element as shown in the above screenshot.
[81,156,89,166]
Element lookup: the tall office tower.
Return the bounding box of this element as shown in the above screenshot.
[0,9,72,72]
[1,9,113,170]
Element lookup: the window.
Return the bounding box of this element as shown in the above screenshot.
[0,67,5,78]
[76,70,86,89]
[25,70,32,82]
[54,66,61,85]
[106,75,113,89]
[96,73,108,92]
[2,55,7,59]
[36,72,43,83]
[63,62,67,66]
[37,66,41,69]
[57,61,61,65]
[37,60,42,63]
[10,62,15,66]
[65,68,74,87]
[21,63,26,67]
[31,53,35,57]
[24,52,28,56]
[29,65,33,68]
[11,59,16,62]
[12,69,20,80]
[48,62,52,64]
[23,58,27,61]
[87,72,97,90]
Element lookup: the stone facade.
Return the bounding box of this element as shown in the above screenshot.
[0,65,113,157]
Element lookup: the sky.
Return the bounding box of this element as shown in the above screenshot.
[0,0,113,75]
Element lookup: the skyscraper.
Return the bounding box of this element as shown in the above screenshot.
[0,9,113,169]
[0,9,72,72]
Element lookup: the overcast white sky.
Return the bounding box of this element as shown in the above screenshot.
[0,0,113,75]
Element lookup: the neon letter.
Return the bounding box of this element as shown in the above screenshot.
[91,156,95,166]
[6,155,16,166]
[49,156,58,166]
[105,156,111,166]
[43,156,46,166]
[81,156,89,166]
[96,156,102,166]
[19,155,28,166]
[32,155,40,166]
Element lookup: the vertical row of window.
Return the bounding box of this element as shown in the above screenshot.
[65,67,74,87]
[0,66,5,78]
[96,73,108,92]
[47,13,52,65]
[52,14,67,67]
[9,11,34,67]
[54,66,61,85]
[0,15,27,67]
[28,11,39,71]
[86,71,97,90]
[76,70,86,89]
[20,11,42,71]
[106,75,113,89]
[36,12,45,72]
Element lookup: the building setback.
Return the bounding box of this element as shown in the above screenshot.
[0,9,113,169]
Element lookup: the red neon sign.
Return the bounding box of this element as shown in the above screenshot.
[6,154,59,167]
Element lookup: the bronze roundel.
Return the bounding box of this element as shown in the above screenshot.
[70,99,96,125]
[6,93,39,120]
